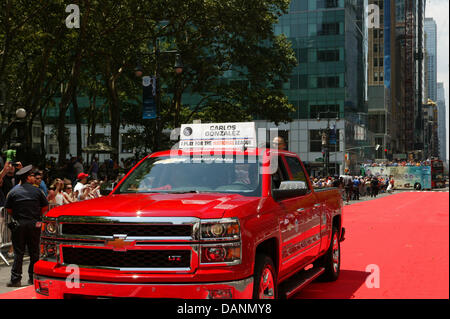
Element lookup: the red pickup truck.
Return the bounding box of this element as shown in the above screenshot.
[34,147,344,299]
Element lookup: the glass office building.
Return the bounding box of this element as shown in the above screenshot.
[266,0,370,175]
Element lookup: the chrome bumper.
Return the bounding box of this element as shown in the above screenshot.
[34,275,254,299]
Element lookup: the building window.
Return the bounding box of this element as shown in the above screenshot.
[317,76,340,88]
[368,114,386,134]
[374,72,378,82]
[121,133,134,153]
[317,0,339,9]
[32,126,41,138]
[317,49,340,62]
[374,58,378,67]
[318,23,340,36]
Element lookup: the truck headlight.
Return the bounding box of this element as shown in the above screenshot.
[200,218,240,240]
[42,218,58,236]
[200,243,241,264]
[46,222,57,234]
[40,241,58,261]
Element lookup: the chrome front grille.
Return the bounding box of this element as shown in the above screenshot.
[43,216,200,271]
[62,247,191,269]
[56,216,199,241]
[61,223,192,237]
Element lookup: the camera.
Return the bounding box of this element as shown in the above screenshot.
[3,149,16,163]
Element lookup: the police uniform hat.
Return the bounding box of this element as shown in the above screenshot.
[15,165,33,177]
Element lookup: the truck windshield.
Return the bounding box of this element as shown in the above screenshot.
[115,155,261,197]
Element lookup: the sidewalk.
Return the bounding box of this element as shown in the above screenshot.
[343,186,448,206]
[0,255,30,295]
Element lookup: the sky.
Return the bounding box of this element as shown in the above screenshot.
[426,0,449,161]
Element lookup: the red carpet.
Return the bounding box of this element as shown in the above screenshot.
[1,191,448,299]
[294,191,449,299]
[0,286,35,299]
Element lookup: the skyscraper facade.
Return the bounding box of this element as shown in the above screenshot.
[367,0,397,160]
[424,18,437,102]
[391,0,426,157]
[437,82,447,161]
[270,0,370,175]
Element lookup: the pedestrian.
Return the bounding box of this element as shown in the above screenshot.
[4,165,48,287]
[50,178,65,206]
[34,170,48,197]
[386,175,394,193]
[371,177,379,197]
[332,175,340,188]
[272,136,287,150]
[352,176,360,200]
[359,177,365,197]
[74,172,89,201]
[344,175,353,204]
[73,157,84,177]
[62,182,76,204]
[89,157,99,180]
[0,162,13,206]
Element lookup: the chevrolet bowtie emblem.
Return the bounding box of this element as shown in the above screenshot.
[105,234,136,252]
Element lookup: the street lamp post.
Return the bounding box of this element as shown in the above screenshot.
[317,111,339,177]
[135,39,184,152]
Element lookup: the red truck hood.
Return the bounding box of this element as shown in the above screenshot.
[46,193,258,219]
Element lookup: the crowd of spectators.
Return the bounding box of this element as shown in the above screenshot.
[310,174,395,204]
[44,156,138,184]
[362,159,432,167]
[1,154,139,210]
[1,155,134,259]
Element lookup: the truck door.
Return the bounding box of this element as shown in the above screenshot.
[274,155,320,274]
[282,155,321,270]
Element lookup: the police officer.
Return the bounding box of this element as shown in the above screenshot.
[4,165,48,287]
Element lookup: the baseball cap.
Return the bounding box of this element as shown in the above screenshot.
[77,172,89,180]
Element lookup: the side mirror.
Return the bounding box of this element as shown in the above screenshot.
[273,181,309,201]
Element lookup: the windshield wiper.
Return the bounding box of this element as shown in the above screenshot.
[169,190,200,194]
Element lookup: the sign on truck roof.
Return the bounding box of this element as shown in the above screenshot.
[179,122,257,150]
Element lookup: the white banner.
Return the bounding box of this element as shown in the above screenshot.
[179,122,257,149]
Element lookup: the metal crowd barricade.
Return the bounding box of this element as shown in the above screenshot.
[0,207,12,265]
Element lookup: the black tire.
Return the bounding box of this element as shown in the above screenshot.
[314,226,340,282]
[414,183,422,190]
[252,254,277,299]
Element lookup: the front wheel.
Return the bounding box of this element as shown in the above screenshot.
[253,254,277,299]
